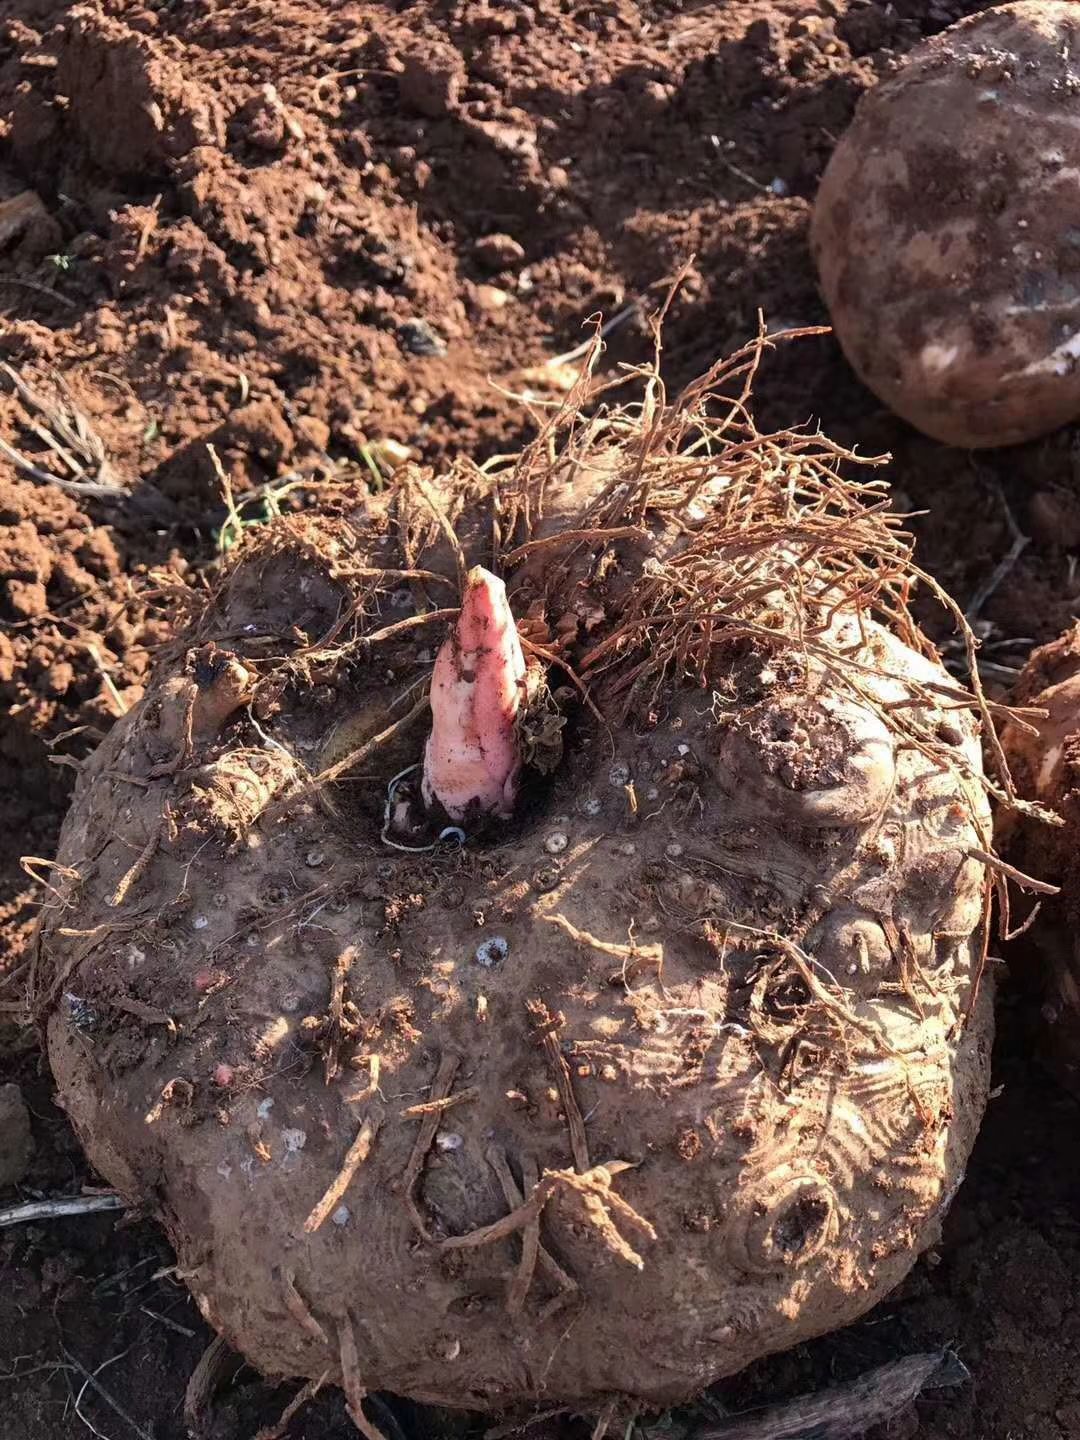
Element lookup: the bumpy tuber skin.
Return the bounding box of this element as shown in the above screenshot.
[35,420,996,1421]
[422,567,527,822]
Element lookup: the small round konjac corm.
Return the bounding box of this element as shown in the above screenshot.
[813,1,1080,449]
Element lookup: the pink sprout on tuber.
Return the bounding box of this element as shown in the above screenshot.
[422,566,527,822]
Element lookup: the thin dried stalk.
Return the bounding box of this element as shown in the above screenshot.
[527,1000,590,1174]
[0,1193,124,1229]
[0,363,128,498]
[401,1051,461,1236]
[486,1145,579,1309]
[304,1112,381,1233]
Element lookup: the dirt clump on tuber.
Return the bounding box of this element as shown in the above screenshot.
[35,338,1006,1420]
[813,1,1080,449]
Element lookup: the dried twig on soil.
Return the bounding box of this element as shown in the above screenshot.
[527,1000,590,1173]
[84,643,131,719]
[137,1306,196,1339]
[304,1111,382,1233]
[323,944,356,1085]
[486,1145,579,1314]
[485,1409,571,1440]
[361,609,458,648]
[107,994,175,1030]
[544,912,664,990]
[0,957,31,995]
[0,363,128,499]
[61,1342,154,1440]
[438,1175,555,1252]
[715,151,774,196]
[284,691,431,812]
[503,525,649,566]
[0,1193,124,1229]
[590,1399,618,1440]
[400,1086,479,1118]
[283,1270,329,1345]
[440,1164,654,1271]
[183,1334,242,1437]
[965,483,1029,623]
[544,302,642,370]
[967,847,1060,895]
[507,1153,542,1316]
[298,588,455,658]
[255,1372,330,1440]
[338,1317,389,1440]
[401,1050,461,1236]
[695,1348,968,1440]
[346,1053,381,1105]
[409,470,468,589]
[0,275,76,307]
[107,820,162,909]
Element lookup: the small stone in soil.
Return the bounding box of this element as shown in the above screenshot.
[475,284,511,311]
[474,233,525,270]
[398,318,447,357]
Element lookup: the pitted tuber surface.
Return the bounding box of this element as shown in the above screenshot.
[36,353,998,1418]
[813,1,1080,449]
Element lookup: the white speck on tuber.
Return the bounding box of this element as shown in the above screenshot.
[475,936,509,968]
[422,566,527,821]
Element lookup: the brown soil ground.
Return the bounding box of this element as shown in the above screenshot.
[2,2,1079,1438]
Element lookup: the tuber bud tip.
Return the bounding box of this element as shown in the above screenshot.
[421,567,527,822]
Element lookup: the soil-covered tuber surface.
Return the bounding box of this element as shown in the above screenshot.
[1,2,1079,1438]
